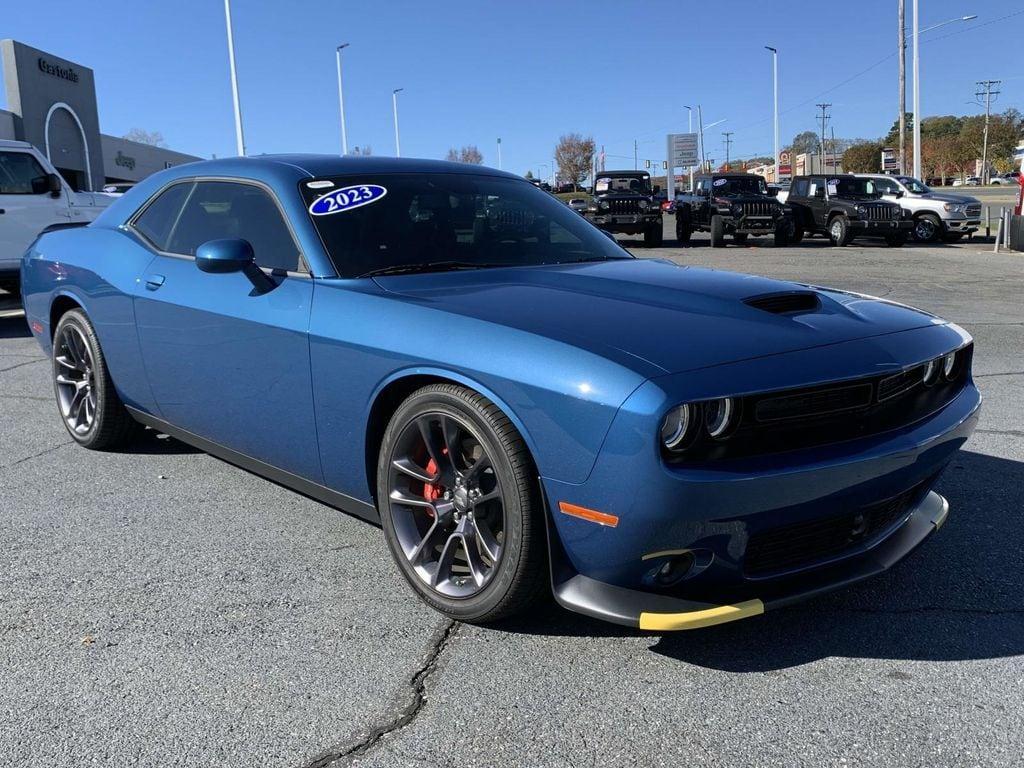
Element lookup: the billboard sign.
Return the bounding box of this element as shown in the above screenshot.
[881,147,898,172]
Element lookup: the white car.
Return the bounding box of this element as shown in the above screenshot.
[990,175,1017,186]
[952,176,981,187]
[0,140,113,295]
[855,174,981,243]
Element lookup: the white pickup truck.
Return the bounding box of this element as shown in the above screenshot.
[0,140,113,295]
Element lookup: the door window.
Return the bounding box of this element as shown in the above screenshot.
[0,151,49,194]
[133,182,193,250]
[791,179,809,197]
[166,181,301,272]
[873,177,899,195]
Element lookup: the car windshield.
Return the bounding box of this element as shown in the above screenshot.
[711,176,767,195]
[896,176,931,194]
[830,178,882,199]
[594,175,651,194]
[301,173,632,278]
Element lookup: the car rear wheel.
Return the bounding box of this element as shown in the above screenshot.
[377,383,546,624]
[52,309,139,450]
[710,215,725,247]
[828,215,851,246]
[643,224,663,247]
[912,213,941,242]
[675,210,693,244]
[790,226,805,244]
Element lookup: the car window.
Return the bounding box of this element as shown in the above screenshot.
[808,179,822,197]
[0,151,49,195]
[872,177,899,195]
[166,181,301,272]
[133,182,193,250]
[791,179,809,197]
[300,173,629,278]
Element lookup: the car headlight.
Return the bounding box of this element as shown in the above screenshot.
[731,204,743,216]
[922,358,940,386]
[943,203,966,213]
[855,204,868,216]
[639,200,649,210]
[703,397,736,439]
[941,351,958,379]
[660,404,695,450]
[599,200,609,211]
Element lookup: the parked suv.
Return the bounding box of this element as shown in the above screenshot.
[674,172,793,247]
[0,140,113,295]
[855,174,982,243]
[786,175,911,247]
[583,170,663,246]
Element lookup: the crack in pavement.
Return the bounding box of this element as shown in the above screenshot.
[976,428,1024,439]
[975,370,1024,379]
[299,620,458,768]
[0,358,45,374]
[0,441,73,471]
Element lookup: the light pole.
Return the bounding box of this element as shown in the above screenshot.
[497,137,502,170]
[911,12,977,179]
[223,0,245,156]
[683,104,693,191]
[765,46,779,183]
[392,88,403,157]
[335,43,349,155]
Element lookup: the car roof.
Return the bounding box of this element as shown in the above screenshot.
[597,170,649,176]
[698,172,759,179]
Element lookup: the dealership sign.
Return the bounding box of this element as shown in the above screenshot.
[668,133,699,167]
[881,147,898,172]
[37,57,79,83]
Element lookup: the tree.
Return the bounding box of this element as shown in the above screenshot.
[445,146,484,164]
[122,128,166,147]
[554,133,596,191]
[921,135,971,185]
[351,145,372,156]
[790,130,821,156]
[842,141,883,173]
[524,170,534,179]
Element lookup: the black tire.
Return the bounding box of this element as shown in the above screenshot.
[0,278,18,295]
[51,309,139,450]
[827,215,851,246]
[675,209,692,243]
[885,232,908,247]
[710,215,725,248]
[733,233,748,245]
[377,383,546,624]
[643,224,664,247]
[943,232,965,243]
[790,226,804,244]
[912,213,942,243]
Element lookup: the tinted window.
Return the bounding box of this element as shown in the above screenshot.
[711,176,766,195]
[134,182,192,250]
[0,151,49,195]
[300,173,630,279]
[167,181,300,271]
[791,179,809,197]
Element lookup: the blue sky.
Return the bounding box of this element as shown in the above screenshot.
[3,0,1020,175]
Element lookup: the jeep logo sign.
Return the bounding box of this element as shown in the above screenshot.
[114,151,136,171]
[37,57,79,83]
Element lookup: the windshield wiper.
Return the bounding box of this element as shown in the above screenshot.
[358,260,513,279]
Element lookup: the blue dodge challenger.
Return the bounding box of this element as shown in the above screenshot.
[21,156,980,631]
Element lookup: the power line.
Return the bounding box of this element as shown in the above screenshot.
[973,80,1001,183]
[816,103,832,167]
[722,132,733,169]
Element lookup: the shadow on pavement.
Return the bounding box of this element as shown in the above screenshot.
[122,427,203,455]
[0,316,31,339]
[499,450,1024,668]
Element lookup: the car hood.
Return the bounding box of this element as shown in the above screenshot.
[910,191,980,204]
[373,259,944,376]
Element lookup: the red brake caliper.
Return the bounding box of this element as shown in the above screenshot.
[423,458,441,517]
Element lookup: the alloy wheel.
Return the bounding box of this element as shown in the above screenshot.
[830,220,843,242]
[387,412,506,598]
[54,325,97,435]
[914,219,936,241]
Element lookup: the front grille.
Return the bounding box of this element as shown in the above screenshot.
[878,367,924,402]
[865,204,897,221]
[741,201,776,217]
[743,482,925,576]
[966,203,982,218]
[755,383,873,422]
[744,291,821,315]
[608,199,641,215]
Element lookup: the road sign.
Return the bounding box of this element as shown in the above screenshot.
[668,133,699,167]
[881,147,898,172]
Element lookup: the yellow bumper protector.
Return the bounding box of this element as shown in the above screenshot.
[639,598,765,631]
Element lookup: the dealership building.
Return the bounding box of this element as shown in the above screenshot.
[0,39,202,191]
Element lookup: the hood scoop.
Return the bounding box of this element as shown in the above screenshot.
[744,291,821,315]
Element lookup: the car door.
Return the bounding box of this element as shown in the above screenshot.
[808,177,828,228]
[693,178,711,225]
[0,149,69,267]
[131,179,322,482]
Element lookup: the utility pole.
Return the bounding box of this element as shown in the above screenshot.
[497,137,502,170]
[975,80,1001,184]
[911,0,920,179]
[335,43,349,156]
[898,0,906,174]
[697,105,706,171]
[765,47,779,182]
[816,103,831,171]
[722,132,733,170]
[392,88,403,157]
[634,139,638,170]
[223,0,246,156]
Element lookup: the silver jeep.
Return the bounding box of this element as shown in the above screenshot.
[855,174,982,243]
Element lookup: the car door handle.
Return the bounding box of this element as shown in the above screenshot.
[144,274,165,291]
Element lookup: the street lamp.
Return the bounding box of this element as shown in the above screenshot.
[765,46,779,183]
[223,0,246,156]
[683,104,693,191]
[912,11,977,179]
[392,88,404,157]
[335,43,349,155]
[497,137,502,170]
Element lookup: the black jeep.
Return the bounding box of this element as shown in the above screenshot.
[674,173,793,247]
[786,175,912,247]
[583,170,663,246]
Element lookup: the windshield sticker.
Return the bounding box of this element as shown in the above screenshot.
[309,184,388,216]
[306,180,335,189]
[595,179,610,192]
[713,178,728,187]
[827,179,839,195]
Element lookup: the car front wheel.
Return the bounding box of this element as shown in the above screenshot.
[52,309,139,450]
[710,215,726,247]
[828,215,851,246]
[377,383,546,624]
[912,213,941,242]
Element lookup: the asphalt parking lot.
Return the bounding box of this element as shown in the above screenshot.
[1,231,1022,767]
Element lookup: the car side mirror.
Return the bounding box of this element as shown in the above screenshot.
[196,238,275,293]
[894,190,904,198]
[814,188,825,199]
[46,173,62,197]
